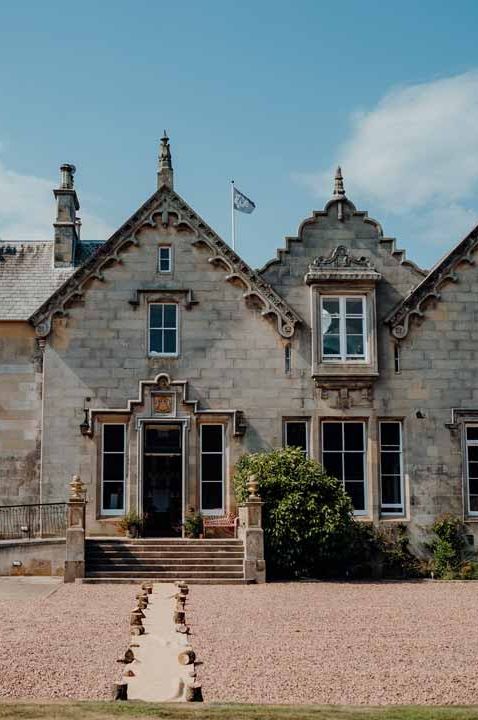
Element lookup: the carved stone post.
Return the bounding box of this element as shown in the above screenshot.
[237,475,266,583]
[64,475,86,583]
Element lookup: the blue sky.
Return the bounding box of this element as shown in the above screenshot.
[1,0,478,271]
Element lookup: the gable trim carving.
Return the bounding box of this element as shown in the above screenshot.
[387,224,478,339]
[305,245,382,284]
[82,372,247,437]
[29,186,301,339]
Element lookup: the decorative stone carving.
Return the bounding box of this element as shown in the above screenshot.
[69,474,86,500]
[305,246,381,285]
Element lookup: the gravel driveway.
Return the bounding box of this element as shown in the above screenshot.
[189,581,478,705]
[0,583,136,699]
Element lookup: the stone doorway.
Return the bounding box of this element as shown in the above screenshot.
[142,423,183,537]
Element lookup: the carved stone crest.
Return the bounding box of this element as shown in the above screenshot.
[305,246,381,285]
[311,245,372,269]
[152,394,174,415]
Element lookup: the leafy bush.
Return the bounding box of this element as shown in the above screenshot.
[116,510,143,537]
[234,446,355,578]
[429,514,467,579]
[184,509,203,538]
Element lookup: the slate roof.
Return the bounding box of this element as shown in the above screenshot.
[0,240,103,321]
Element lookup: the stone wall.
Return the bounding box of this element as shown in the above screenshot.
[0,538,65,576]
[0,322,42,505]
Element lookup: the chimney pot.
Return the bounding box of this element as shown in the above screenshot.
[60,163,76,190]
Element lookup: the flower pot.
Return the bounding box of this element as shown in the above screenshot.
[127,524,139,539]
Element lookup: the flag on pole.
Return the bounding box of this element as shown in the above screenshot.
[233,186,256,214]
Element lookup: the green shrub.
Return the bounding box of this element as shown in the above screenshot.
[429,514,467,578]
[234,446,355,578]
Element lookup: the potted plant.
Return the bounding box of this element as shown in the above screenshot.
[184,509,203,538]
[117,510,143,538]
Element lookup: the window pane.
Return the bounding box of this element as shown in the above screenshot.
[346,299,363,315]
[103,425,124,452]
[467,427,478,441]
[202,482,223,510]
[345,481,365,511]
[145,425,181,453]
[346,335,364,356]
[468,462,478,479]
[149,304,163,327]
[323,423,342,451]
[381,423,401,448]
[103,482,124,511]
[381,452,401,476]
[325,318,340,334]
[470,495,478,512]
[149,329,163,354]
[103,453,124,481]
[344,453,364,481]
[381,475,402,505]
[323,452,343,481]
[285,422,307,452]
[202,425,223,453]
[468,446,478,462]
[163,304,177,329]
[322,299,339,315]
[201,454,223,482]
[344,423,364,451]
[163,329,177,354]
[469,477,478,494]
[323,334,340,355]
[346,318,363,335]
[159,248,171,271]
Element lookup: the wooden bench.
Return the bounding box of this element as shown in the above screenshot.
[202,512,239,538]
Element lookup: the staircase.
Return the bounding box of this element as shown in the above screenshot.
[83,538,245,584]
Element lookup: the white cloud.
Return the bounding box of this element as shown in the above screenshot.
[0,159,112,241]
[295,71,478,259]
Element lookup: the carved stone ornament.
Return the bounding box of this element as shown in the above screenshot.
[69,474,86,501]
[29,185,302,340]
[152,394,174,415]
[305,246,381,285]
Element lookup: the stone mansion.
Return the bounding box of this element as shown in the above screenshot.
[1,135,478,548]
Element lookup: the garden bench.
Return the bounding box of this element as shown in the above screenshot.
[202,511,239,538]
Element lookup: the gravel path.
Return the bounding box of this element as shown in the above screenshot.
[189,582,478,705]
[0,583,136,699]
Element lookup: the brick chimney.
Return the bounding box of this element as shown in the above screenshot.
[53,163,79,266]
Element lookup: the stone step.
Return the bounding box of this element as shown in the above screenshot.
[86,539,243,546]
[88,564,243,574]
[85,569,244,579]
[86,550,244,559]
[80,577,246,585]
[87,557,243,567]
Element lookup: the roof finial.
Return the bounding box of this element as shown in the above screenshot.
[157,131,174,190]
[333,166,345,197]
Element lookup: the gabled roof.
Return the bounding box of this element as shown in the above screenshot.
[29,185,302,339]
[387,221,478,339]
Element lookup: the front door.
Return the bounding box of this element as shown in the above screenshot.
[143,424,182,537]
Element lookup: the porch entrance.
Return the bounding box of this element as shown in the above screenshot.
[143,423,183,537]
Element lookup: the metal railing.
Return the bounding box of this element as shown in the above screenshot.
[0,503,67,540]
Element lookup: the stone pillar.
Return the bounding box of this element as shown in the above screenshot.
[237,475,266,584]
[64,475,86,583]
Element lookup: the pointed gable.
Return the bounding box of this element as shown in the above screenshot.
[29,185,302,339]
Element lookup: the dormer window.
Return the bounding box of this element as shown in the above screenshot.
[305,246,381,381]
[321,296,366,361]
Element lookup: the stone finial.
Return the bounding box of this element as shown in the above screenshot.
[69,474,86,501]
[247,474,260,500]
[333,166,345,197]
[157,130,174,190]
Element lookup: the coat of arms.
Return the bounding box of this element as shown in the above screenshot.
[152,394,174,415]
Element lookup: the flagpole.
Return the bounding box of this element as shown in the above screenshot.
[231,179,236,251]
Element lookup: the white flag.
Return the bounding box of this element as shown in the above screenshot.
[233,186,256,214]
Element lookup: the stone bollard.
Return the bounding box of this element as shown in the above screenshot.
[185,682,203,702]
[178,647,196,665]
[112,682,128,701]
[173,609,186,625]
[141,583,153,594]
[64,475,87,583]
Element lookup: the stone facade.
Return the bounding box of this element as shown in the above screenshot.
[1,140,478,551]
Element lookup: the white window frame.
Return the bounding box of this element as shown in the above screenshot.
[200,424,225,516]
[148,302,179,357]
[158,245,172,273]
[379,421,404,516]
[465,424,478,517]
[320,295,367,362]
[321,420,368,516]
[284,419,309,457]
[101,423,126,516]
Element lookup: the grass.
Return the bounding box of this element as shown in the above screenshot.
[0,703,478,720]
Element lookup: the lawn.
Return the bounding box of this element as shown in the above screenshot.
[1,704,478,720]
